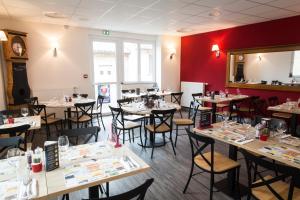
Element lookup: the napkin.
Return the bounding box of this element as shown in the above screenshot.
[18,178,38,199]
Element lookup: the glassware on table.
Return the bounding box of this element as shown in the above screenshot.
[21,107,29,117]
[243,118,252,130]
[276,121,287,135]
[58,136,69,152]
[7,148,21,168]
[19,165,32,199]
[222,111,230,127]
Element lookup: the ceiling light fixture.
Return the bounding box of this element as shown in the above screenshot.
[44,12,67,19]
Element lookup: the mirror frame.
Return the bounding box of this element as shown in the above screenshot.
[225,44,300,92]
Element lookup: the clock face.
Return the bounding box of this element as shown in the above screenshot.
[11,36,26,56]
[238,55,244,61]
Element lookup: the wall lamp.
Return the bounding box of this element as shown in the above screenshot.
[169,47,176,59]
[211,44,220,58]
[0,30,7,41]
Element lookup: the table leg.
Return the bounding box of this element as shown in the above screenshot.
[67,108,72,129]
[227,145,238,191]
[291,114,298,136]
[211,103,217,123]
[88,186,99,199]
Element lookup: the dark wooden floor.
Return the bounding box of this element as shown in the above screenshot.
[32,112,254,200]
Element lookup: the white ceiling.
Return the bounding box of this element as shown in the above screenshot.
[0,0,300,36]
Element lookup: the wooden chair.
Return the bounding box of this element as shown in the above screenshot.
[109,106,142,144]
[183,129,240,200]
[26,96,55,118]
[192,92,202,102]
[92,95,106,130]
[147,88,155,92]
[83,178,154,200]
[0,136,24,158]
[145,109,176,159]
[240,148,300,200]
[117,98,145,122]
[238,96,260,119]
[214,91,229,111]
[0,124,30,151]
[69,101,95,128]
[60,126,100,146]
[171,92,183,118]
[268,96,292,129]
[29,104,63,139]
[173,101,199,147]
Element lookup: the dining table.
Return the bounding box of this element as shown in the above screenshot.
[268,101,300,136]
[121,101,181,147]
[122,90,172,99]
[193,121,300,195]
[41,97,96,129]
[0,115,41,131]
[0,142,150,199]
[196,94,249,123]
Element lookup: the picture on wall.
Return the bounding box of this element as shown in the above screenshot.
[98,84,110,103]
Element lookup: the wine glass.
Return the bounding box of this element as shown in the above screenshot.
[19,166,32,199]
[21,107,29,117]
[7,148,21,168]
[58,136,69,153]
[243,118,252,130]
[223,111,230,127]
[277,121,287,135]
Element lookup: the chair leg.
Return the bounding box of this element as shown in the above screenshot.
[132,129,135,143]
[31,130,35,142]
[128,130,132,143]
[139,126,143,148]
[144,129,148,147]
[183,162,194,193]
[235,167,241,200]
[210,172,214,200]
[253,163,258,182]
[169,132,176,156]
[123,130,125,144]
[96,114,101,127]
[100,114,106,130]
[175,125,179,147]
[162,133,166,145]
[151,133,155,159]
[179,110,183,118]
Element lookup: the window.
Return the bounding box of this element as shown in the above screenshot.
[123,42,155,82]
[292,50,300,77]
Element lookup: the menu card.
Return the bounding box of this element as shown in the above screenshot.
[198,110,212,129]
[44,141,59,171]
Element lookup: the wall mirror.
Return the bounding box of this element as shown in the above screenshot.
[226,44,300,92]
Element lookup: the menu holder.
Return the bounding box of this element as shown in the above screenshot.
[44,141,60,171]
[198,109,212,129]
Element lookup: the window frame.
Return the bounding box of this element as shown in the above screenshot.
[291,51,300,77]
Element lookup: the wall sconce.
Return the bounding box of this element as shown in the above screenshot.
[50,38,59,57]
[169,47,176,59]
[211,44,220,57]
[257,54,262,61]
[0,30,7,41]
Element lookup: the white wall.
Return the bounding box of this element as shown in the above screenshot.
[0,45,6,110]
[244,51,293,83]
[0,19,181,108]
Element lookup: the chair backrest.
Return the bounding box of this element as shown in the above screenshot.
[129,89,135,93]
[253,99,267,116]
[171,92,183,105]
[25,97,39,105]
[80,94,88,98]
[147,88,155,92]
[186,129,215,170]
[268,96,279,106]
[148,94,160,100]
[121,89,129,94]
[28,104,49,123]
[117,98,133,107]
[95,178,154,200]
[96,95,105,111]
[239,149,299,200]
[187,101,200,122]
[192,93,202,101]
[74,101,95,121]
[151,109,176,132]
[109,106,125,131]
[61,126,100,145]
[0,136,24,154]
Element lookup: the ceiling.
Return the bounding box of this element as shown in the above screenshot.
[0,0,300,36]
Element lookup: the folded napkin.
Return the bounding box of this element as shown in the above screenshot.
[18,178,38,200]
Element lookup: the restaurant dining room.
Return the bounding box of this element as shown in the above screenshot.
[1,0,300,199]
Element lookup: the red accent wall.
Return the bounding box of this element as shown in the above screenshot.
[181,15,300,103]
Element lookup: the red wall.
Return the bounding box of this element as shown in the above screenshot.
[181,15,300,103]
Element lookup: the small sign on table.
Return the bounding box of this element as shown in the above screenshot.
[44,141,60,171]
[198,109,212,129]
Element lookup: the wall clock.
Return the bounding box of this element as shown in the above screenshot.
[3,29,28,60]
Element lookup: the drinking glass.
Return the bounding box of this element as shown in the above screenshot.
[7,148,21,168]
[58,136,69,152]
[243,118,252,133]
[223,111,230,127]
[19,166,32,199]
[277,121,287,135]
[21,107,29,117]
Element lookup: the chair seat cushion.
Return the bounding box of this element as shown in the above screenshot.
[252,175,300,200]
[173,118,193,125]
[239,107,254,112]
[216,112,238,117]
[272,112,292,119]
[117,121,140,129]
[42,117,62,124]
[217,103,229,108]
[124,114,144,121]
[145,123,170,133]
[69,115,91,122]
[198,106,212,111]
[194,152,240,173]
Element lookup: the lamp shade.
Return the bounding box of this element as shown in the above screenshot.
[0,30,7,41]
[211,44,219,52]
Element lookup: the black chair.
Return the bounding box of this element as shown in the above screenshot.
[268,96,292,128]
[171,92,183,118]
[183,129,240,200]
[93,95,106,130]
[117,98,145,123]
[60,126,100,145]
[147,88,155,92]
[83,178,154,200]
[0,124,30,151]
[0,136,24,158]
[117,98,133,107]
[69,101,95,128]
[173,101,199,147]
[29,104,63,139]
[144,109,176,158]
[25,96,55,118]
[109,106,142,144]
[80,94,88,98]
[192,92,202,102]
[240,148,300,200]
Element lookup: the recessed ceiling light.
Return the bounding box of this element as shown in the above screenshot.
[209,9,221,17]
[44,12,67,19]
[177,28,194,33]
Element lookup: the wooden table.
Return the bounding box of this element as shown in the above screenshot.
[0,115,41,131]
[41,98,95,129]
[268,102,300,136]
[122,91,172,99]
[196,94,249,123]
[193,122,300,194]
[1,142,150,199]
